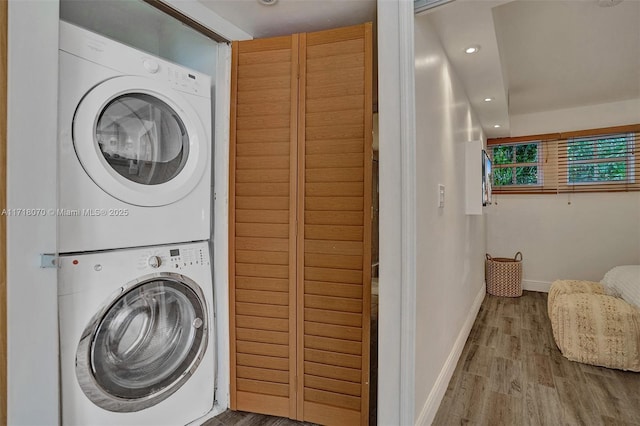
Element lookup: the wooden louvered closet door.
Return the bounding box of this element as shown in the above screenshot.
[229,35,299,418]
[229,23,372,426]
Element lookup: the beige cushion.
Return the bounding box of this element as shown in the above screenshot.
[548,279,604,317]
[550,293,640,372]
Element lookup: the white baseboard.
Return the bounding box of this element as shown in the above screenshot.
[415,283,486,426]
[523,279,552,293]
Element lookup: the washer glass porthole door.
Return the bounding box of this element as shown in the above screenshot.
[76,274,208,412]
[96,93,189,186]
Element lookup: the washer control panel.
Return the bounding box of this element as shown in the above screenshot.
[137,245,209,271]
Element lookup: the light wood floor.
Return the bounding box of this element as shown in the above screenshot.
[206,291,640,425]
[433,291,640,426]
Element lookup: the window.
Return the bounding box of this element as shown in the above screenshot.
[487,124,640,194]
[492,142,540,187]
[566,134,634,184]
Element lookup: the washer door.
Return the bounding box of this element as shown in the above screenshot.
[73,76,208,207]
[76,273,208,412]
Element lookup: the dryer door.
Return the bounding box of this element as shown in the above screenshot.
[73,76,208,207]
[76,273,208,412]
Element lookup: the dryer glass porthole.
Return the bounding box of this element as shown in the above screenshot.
[76,275,208,412]
[96,94,189,185]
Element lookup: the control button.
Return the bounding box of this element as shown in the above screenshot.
[143,59,160,74]
[148,256,161,268]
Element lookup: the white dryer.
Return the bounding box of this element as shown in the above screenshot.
[58,241,215,425]
[57,21,212,253]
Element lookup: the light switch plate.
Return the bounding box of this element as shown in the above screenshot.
[438,184,445,208]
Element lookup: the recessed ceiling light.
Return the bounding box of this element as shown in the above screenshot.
[258,0,278,5]
[484,97,494,102]
[465,45,480,54]
[493,124,501,128]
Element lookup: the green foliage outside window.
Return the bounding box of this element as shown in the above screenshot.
[567,136,629,183]
[492,143,539,186]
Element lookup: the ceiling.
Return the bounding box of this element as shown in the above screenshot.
[194,0,638,139]
[197,0,376,38]
[426,0,640,138]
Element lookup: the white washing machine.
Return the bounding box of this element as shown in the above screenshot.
[57,21,212,253]
[58,241,214,425]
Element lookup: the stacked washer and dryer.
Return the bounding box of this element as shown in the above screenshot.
[57,22,216,425]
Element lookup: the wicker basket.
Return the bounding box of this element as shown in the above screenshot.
[485,252,523,297]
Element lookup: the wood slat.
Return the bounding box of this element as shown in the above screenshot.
[305,374,361,397]
[305,225,363,241]
[237,353,289,371]
[236,128,290,143]
[305,294,362,313]
[237,101,291,117]
[236,302,289,319]
[305,267,362,284]
[238,62,291,79]
[236,210,289,224]
[237,74,291,92]
[305,182,363,197]
[305,281,363,299]
[304,253,362,270]
[306,38,364,58]
[305,335,362,356]
[236,250,289,266]
[237,341,289,358]
[236,156,290,170]
[306,168,363,182]
[305,153,364,169]
[306,53,364,73]
[236,263,289,280]
[236,143,290,157]
[237,366,289,384]
[306,68,364,88]
[236,197,289,210]
[306,95,365,114]
[238,36,292,53]
[306,110,364,127]
[304,401,361,426]
[236,89,292,105]
[304,389,361,413]
[306,81,364,100]
[304,211,363,226]
[236,277,288,293]
[305,321,362,342]
[236,182,290,197]
[305,361,361,383]
[305,308,362,328]
[236,169,290,183]
[236,328,289,345]
[236,315,289,332]
[304,348,361,369]
[238,49,290,66]
[235,237,289,252]
[305,139,363,155]
[236,288,289,305]
[304,240,364,256]
[305,197,363,211]
[306,126,364,143]
[237,115,290,131]
[236,223,289,238]
[236,392,290,418]
[237,378,289,397]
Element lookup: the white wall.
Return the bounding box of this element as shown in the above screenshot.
[510,98,640,137]
[413,13,487,425]
[487,192,640,291]
[489,98,640,292]
[7,1,60,424]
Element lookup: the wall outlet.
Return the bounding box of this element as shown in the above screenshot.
[438,184,445,208]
